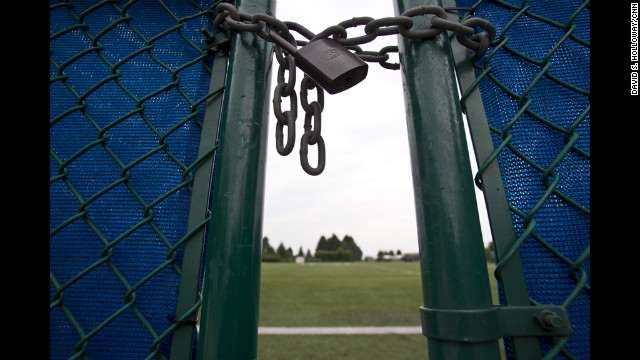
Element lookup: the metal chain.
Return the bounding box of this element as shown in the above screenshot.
[299,75,325,175]
[272,51,297,156]
[211,1,496,175]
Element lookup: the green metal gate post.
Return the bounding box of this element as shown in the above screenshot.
[170,49,229,360]
[442,1,543,358]
[196,0,275,359]
[393,0,501,359]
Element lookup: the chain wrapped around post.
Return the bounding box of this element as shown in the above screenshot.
[211,1,495,175]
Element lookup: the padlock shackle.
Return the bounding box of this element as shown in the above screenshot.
[268,29,299,56]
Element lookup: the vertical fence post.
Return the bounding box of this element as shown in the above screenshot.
[196,0,275,359]
[393,0,501,359]
[442,1,543,358]
[170,49,229,360]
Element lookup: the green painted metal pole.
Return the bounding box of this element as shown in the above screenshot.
[442,1,542,358]
[196,0,275,359]
[393,0,501,359]
[171,49,229,360]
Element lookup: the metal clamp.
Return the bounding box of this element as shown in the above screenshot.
[420,305,572,343]
[168,314,198,326]
[202,27,231,55]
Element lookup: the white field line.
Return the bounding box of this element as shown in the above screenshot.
[258,326,422,335]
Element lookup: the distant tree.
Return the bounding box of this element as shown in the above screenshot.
[285,247,294,261]
[262,253,281,262]
[315,247,353,262]
[326,234,341,251]
[297,246,304,257]
[342,235,362,261]
[305,249,312,260]
[277,243,286,258]
[377,251,384,262]
[316,236,328,253]
[396,250,402,255]
[314,234,363,262]
[262,237,275,255]
[335,247,353,261]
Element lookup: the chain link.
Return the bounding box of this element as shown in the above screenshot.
[211,1,495,175]
[273,51,297,156]
[299,75,326,175]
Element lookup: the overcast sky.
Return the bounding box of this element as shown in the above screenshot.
[261,0,491,258]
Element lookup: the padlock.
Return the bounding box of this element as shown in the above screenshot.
[269,30,368,95]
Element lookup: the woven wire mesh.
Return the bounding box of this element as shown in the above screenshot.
[455,0,590,359]
[49,1,223,358]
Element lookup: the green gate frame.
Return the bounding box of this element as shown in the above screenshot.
[173,0,583,359]
[50,0,586,356]
[169,39,230,360]
[393,1,578,359]
[443,1,545,358]
[394,0,502,358]
[195,1,275,359]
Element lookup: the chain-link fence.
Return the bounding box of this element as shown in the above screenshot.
[454,0,590,358]
[51,0,590,359]
[49,1,225,358]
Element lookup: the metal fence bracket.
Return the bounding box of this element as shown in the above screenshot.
[421,305,572,343]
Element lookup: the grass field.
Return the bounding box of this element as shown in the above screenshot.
[257,261,500,359]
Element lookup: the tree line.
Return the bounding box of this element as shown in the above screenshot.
[262,234,363,262]
[375,242,496,263]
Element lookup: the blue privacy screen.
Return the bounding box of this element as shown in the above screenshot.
[456,0,590,358]
[50,1,216,358]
